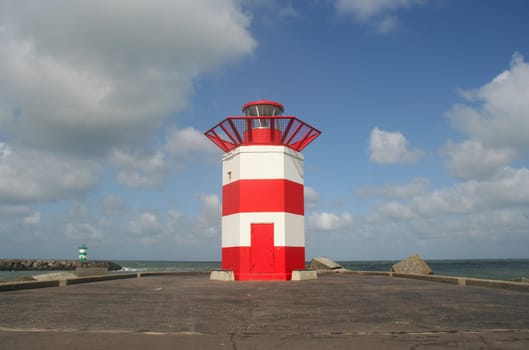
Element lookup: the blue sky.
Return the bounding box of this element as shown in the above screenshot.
[1,0,529,261]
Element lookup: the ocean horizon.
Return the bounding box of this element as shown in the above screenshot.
[1,258,528,282]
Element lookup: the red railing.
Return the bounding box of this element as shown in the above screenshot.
[205,116,321,153]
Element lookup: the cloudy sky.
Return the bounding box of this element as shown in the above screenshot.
[1,0,528,261]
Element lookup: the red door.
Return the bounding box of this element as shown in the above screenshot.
[251,223,274,273]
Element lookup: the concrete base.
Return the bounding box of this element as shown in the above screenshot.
[210,270,235,281]
[32,272,77,281]
[291,270,318,281]
[74,267,108,277]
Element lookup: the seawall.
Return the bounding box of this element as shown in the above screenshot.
[0,259,122,271]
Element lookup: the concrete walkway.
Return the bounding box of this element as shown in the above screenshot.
[1,273,529,349]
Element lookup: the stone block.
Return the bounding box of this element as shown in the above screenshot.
[390,255,433,275]
[308,257,343,270]
[291,270,318,281]
[210,270,235,281]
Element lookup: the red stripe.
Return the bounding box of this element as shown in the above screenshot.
[222,246,305,281]
[222,179,304,216]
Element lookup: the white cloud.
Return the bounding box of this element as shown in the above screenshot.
[444,53,529,179]
[23,212,41,225]
[308,211,354,232]
[343,166,529,248]
[0,142,11,158]
[310,174,517,242]
[100,195,126,216]
[0,1,255,207]
[165,126,218,158]
[199,193,220,210]
[129,212,162,237]
[304,186,321,209]
[362,167,529,221]
[0,191,221,259]
[0,204,32,217]
[110,149,167,189]
[375,201,415,221]
[455,52,529,149]
[369,128,424,164]
[66,222,104,241]
[196,193,221,238]
[356,177,429,198]
[374,15,399,33]
[413,167,529,216]
[126,194,220,245]
[0,1,255,156]
[443,140,516,180]
[109,126,220,189]
[0,143,99,204]
[334,0,426,33]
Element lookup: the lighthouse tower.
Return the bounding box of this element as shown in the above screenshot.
[205,100,320,280]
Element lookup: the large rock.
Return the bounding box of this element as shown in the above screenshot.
[391,255,433,275]
[309,257,343,270]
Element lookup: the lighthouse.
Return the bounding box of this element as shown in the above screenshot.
[205,100,320,280]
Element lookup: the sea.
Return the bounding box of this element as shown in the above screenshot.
[1,259,528,282]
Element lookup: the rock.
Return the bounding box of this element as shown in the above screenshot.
[309,257,343,270]
[0,260,11,270]
[391,255,433,275]
[0,259,122,271]
[104,261,123,271]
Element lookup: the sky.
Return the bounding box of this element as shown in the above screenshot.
[1,0,529,261]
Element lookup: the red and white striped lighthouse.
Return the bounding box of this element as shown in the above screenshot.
[205,100,320,280]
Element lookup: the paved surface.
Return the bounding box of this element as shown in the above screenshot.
[1,273,529,349]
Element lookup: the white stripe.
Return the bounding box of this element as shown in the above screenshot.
[222,212,304,247]
[222,146,304,185]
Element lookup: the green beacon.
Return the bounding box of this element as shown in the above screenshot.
[78,245,87,262]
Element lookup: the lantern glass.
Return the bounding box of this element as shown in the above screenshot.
[244,104,283,117]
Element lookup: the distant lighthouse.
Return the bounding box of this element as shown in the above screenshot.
[78,244,87,262]
[205,100,320,280]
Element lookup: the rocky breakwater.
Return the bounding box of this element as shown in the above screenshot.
[0,259,122,271]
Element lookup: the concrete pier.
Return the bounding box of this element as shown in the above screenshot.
[1,273,529,349]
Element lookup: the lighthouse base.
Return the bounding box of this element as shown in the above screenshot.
[222,246,305,281]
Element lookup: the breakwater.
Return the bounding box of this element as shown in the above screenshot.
[0,259,122,271]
